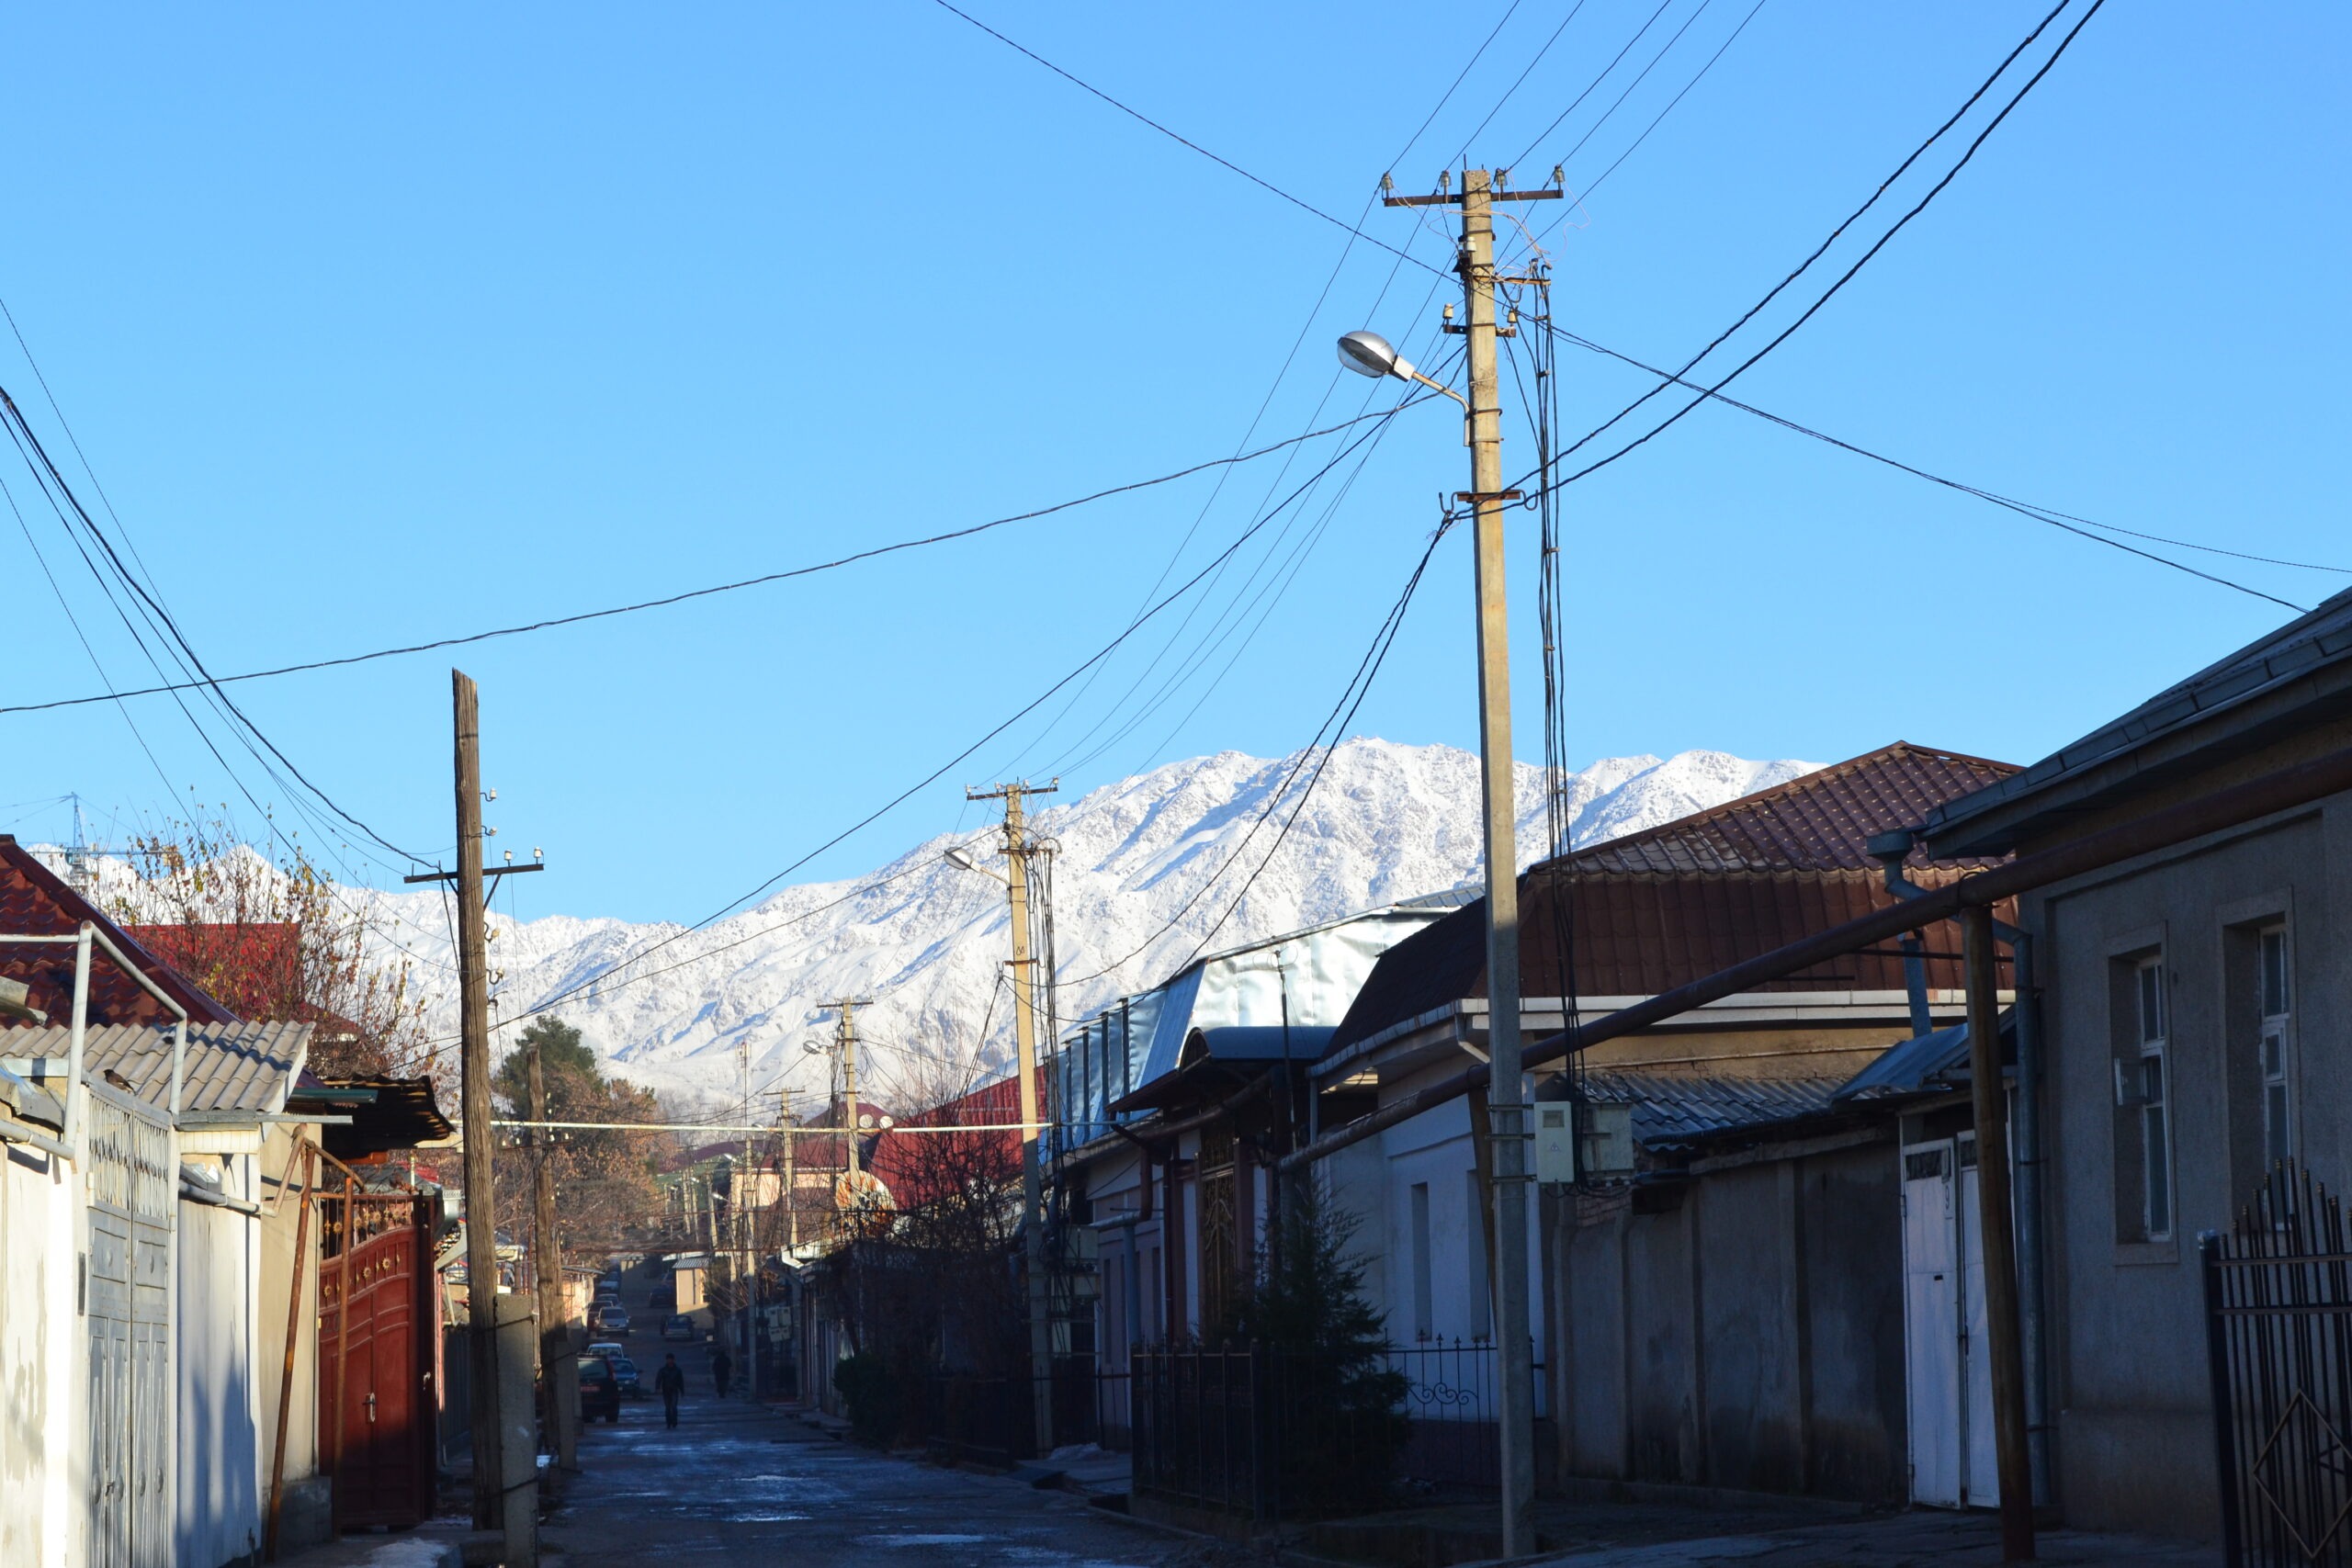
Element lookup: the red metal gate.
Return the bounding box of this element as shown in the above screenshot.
[319,1190,436,1529]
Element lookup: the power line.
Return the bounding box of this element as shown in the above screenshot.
[1534,319,2310,612]
[1544,0,1770,212]
[0,401,1415,720]
[1536,0,1723,177]
[1058,507,1460,988]
[929,0,2303,615]
[406,400,1431,1054]
[1523,0,2075,457]
[1534,0,2110,500]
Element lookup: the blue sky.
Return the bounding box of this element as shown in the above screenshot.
[1,1,2344,922]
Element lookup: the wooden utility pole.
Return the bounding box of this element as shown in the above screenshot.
[526,1041,578,1475]
[1381,167,1558,1556]
[1964,905,2035,1560]
[453,670,505,1530]
[966,781,1059,1457]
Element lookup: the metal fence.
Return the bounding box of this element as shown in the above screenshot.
[2202,1162,2352,1565]
[1131,1340,1526,1524]
[918,1357,1103,1465]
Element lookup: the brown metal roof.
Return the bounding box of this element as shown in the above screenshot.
[0,1020,311,1114]
[1565,742,2018,874]
[1327,743,2020,1054]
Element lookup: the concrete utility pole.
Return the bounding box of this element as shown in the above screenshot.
[823,1001,866,1177]
[777,1086,798,1253]
[965,782,1060,1457]
[739,1035,757,1401]
[1379,167,1559,1555]
[452,670,506,1532]
[526,1041,578,1475]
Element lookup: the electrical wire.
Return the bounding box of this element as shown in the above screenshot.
[403,400,1432,1056]
[0,401,1416,721]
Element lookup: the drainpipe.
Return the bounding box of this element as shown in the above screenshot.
[1869,829,2051,1507]
[1896,933,1933,1037]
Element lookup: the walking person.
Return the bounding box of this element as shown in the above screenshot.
[656,1353,686,1428]
[711,1344,733,1399]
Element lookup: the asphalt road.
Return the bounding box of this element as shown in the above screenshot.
[539,1393,1252,1568]
[546,1258,1245,1568]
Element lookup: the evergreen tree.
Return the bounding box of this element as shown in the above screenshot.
[1227,1181,1409,1516]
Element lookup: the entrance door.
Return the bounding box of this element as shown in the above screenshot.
[320,1194,432,1529]
[1901,1136,1997,1509]
[1902,1140,1962,1506]
[1958,1138,1999,1507]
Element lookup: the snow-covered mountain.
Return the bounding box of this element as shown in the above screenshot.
[40,739,1817,1111]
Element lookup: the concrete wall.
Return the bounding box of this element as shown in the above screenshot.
[2028,786,2350,1537]
[177,1151,262,1568]
[1548,1134,1905,1505]
[1,1136,77,1568]
[255,1130,320,1507]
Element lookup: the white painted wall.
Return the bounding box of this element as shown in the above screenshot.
[1379,1094,1543,1397]
[1,1135,78,1568]
[176,1154,263,1568]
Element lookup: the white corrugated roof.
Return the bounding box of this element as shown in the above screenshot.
[0,1021,311,1115]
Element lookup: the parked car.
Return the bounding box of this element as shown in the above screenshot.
[649,1282,676,1309]
[577,1355,621,1424]
[608,1355,642,1396]
[587,1339,626,1362]
[598,1305,632,1337]
[662,1314,698,1342]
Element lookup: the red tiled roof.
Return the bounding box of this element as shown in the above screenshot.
[0,838,240,1027]
[1327,744,2021,1053]
[1566,742,2018,874]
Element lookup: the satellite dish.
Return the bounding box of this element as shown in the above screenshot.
[858,1113,875,1129]
[833,1170,894,1213]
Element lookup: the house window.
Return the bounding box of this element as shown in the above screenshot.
[2135,956,2173,1239]
[1409,1182,1433,1341]
[2258,924,2293,1168]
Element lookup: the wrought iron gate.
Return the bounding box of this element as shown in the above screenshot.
[2203,1162,2352,1565]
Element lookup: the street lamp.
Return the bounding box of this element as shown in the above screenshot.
[1335,165,1539,1556]
[944,845,1004,881]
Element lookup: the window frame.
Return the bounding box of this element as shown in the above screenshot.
[2256,922,2293,1169]
[2133,953,2175,1242]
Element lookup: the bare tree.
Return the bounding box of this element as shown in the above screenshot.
[108,816,435,1084]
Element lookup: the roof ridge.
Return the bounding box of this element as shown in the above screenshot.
[1551,742,2019,867]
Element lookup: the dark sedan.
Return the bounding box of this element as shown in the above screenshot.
[577,1355,622,1424]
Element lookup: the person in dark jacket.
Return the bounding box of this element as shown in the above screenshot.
[656,1353,687,1428]
[711,1346,733,1399]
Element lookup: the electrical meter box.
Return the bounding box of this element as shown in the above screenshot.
[1577,1101,1636,1179]
[1535,1102,1577,1184]
[1533,1100,1637,1186]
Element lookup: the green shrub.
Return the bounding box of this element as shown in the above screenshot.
[832,1353,903,1447]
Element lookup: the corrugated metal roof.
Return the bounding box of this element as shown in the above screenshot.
[1326,744,2019,1055]
[0,1020,311,1114]
[1581,1070,1848,1149]
[1922,587,2352,853]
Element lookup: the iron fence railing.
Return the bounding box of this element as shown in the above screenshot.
[1130,1339,1533,1524]
[2203,1161,2352,1566]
